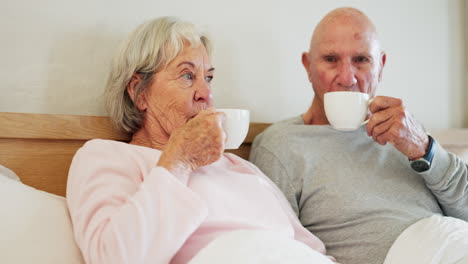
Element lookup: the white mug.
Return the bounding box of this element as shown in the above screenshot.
[324,91,372,131]
[217,109,250,149]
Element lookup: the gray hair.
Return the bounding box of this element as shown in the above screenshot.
[104,16,212,134]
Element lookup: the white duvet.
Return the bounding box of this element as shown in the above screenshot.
[384,215,468,264]
[189,230,334,264]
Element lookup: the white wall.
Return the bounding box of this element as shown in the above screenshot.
[0,0,464,128]
[464,0,468,127]
[449,0,466,128]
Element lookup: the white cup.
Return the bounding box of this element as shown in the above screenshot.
[324,91,371,131]
[217,109,250,149]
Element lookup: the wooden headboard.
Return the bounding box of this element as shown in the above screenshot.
[0,112,270,197]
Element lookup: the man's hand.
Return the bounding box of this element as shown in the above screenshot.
[366,96,429,160]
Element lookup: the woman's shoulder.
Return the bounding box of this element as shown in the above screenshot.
[73,139,140,163]
[79,139,148,155]
[74,139,161,168]
[81,138,127,149]
[68,140,151,187]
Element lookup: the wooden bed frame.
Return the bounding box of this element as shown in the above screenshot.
[0,112,270,197]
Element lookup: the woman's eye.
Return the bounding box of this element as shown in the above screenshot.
[205,76,214,82]
[182,73,193,80]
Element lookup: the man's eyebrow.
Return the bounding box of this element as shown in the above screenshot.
[208,67,215,72]
[354,52,372,56]
[320,52,338,56]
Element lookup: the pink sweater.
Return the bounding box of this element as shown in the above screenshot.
[66,139,326,264]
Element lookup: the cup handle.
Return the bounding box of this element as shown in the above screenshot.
[362,98,374,126]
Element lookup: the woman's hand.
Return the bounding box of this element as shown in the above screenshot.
[157,109,226,176]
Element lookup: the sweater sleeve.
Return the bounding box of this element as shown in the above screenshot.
[66,140,208,264]
[420,140,468,221]
[243,152,326,254]
[249,145,302,216]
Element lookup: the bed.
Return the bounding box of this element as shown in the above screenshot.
[1,112,468,264]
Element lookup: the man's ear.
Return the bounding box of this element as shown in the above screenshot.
[378,52,387,82]
[302,52,313,83]
[127,74,147,111]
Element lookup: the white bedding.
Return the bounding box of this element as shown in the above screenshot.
[384,215,468,264]
[0,164,20,181]
[189,230,334,264]
[0,167,84,264]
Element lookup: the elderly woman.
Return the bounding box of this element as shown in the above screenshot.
[67,17,335,264]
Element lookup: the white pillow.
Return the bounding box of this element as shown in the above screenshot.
[0,164,20,181]
[384,215,468,264]
[0,175,84,264]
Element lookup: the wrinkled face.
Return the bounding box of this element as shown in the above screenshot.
[141,42,214,135]
[304,22,385,103]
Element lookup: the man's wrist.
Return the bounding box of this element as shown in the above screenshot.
[409,134,430,160]
[409,135,435,173]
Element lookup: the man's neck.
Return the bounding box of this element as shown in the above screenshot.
[302,97,330,125]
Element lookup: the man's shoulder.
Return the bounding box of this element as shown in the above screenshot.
[254,116,302,144]
[252,116,363,155]
[255,117,301,137]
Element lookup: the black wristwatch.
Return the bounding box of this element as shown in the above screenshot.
[410,135,435,173]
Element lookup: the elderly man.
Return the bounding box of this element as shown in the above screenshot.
[250,7,468,264]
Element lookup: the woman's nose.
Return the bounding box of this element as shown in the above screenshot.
[194,79,213,106]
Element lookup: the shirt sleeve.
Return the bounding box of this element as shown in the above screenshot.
[420,140,468,221]
[66,140,208,264]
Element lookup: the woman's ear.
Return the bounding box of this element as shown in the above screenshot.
[127,74,147,111]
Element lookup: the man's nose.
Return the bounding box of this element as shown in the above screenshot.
[336,61,357,90]
[194,78,213,106]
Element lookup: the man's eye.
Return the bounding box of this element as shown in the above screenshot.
[324,56,336,63]
[354,56,369,63]
[205,76,214,82]
[182,73,193,80]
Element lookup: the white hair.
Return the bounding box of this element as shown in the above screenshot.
[104,16,212,134]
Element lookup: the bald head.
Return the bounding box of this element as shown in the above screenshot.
[310,7,381,53]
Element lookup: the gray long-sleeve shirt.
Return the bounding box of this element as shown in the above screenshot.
[250,116,468,264]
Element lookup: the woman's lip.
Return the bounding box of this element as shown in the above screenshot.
[190,107,209,119]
